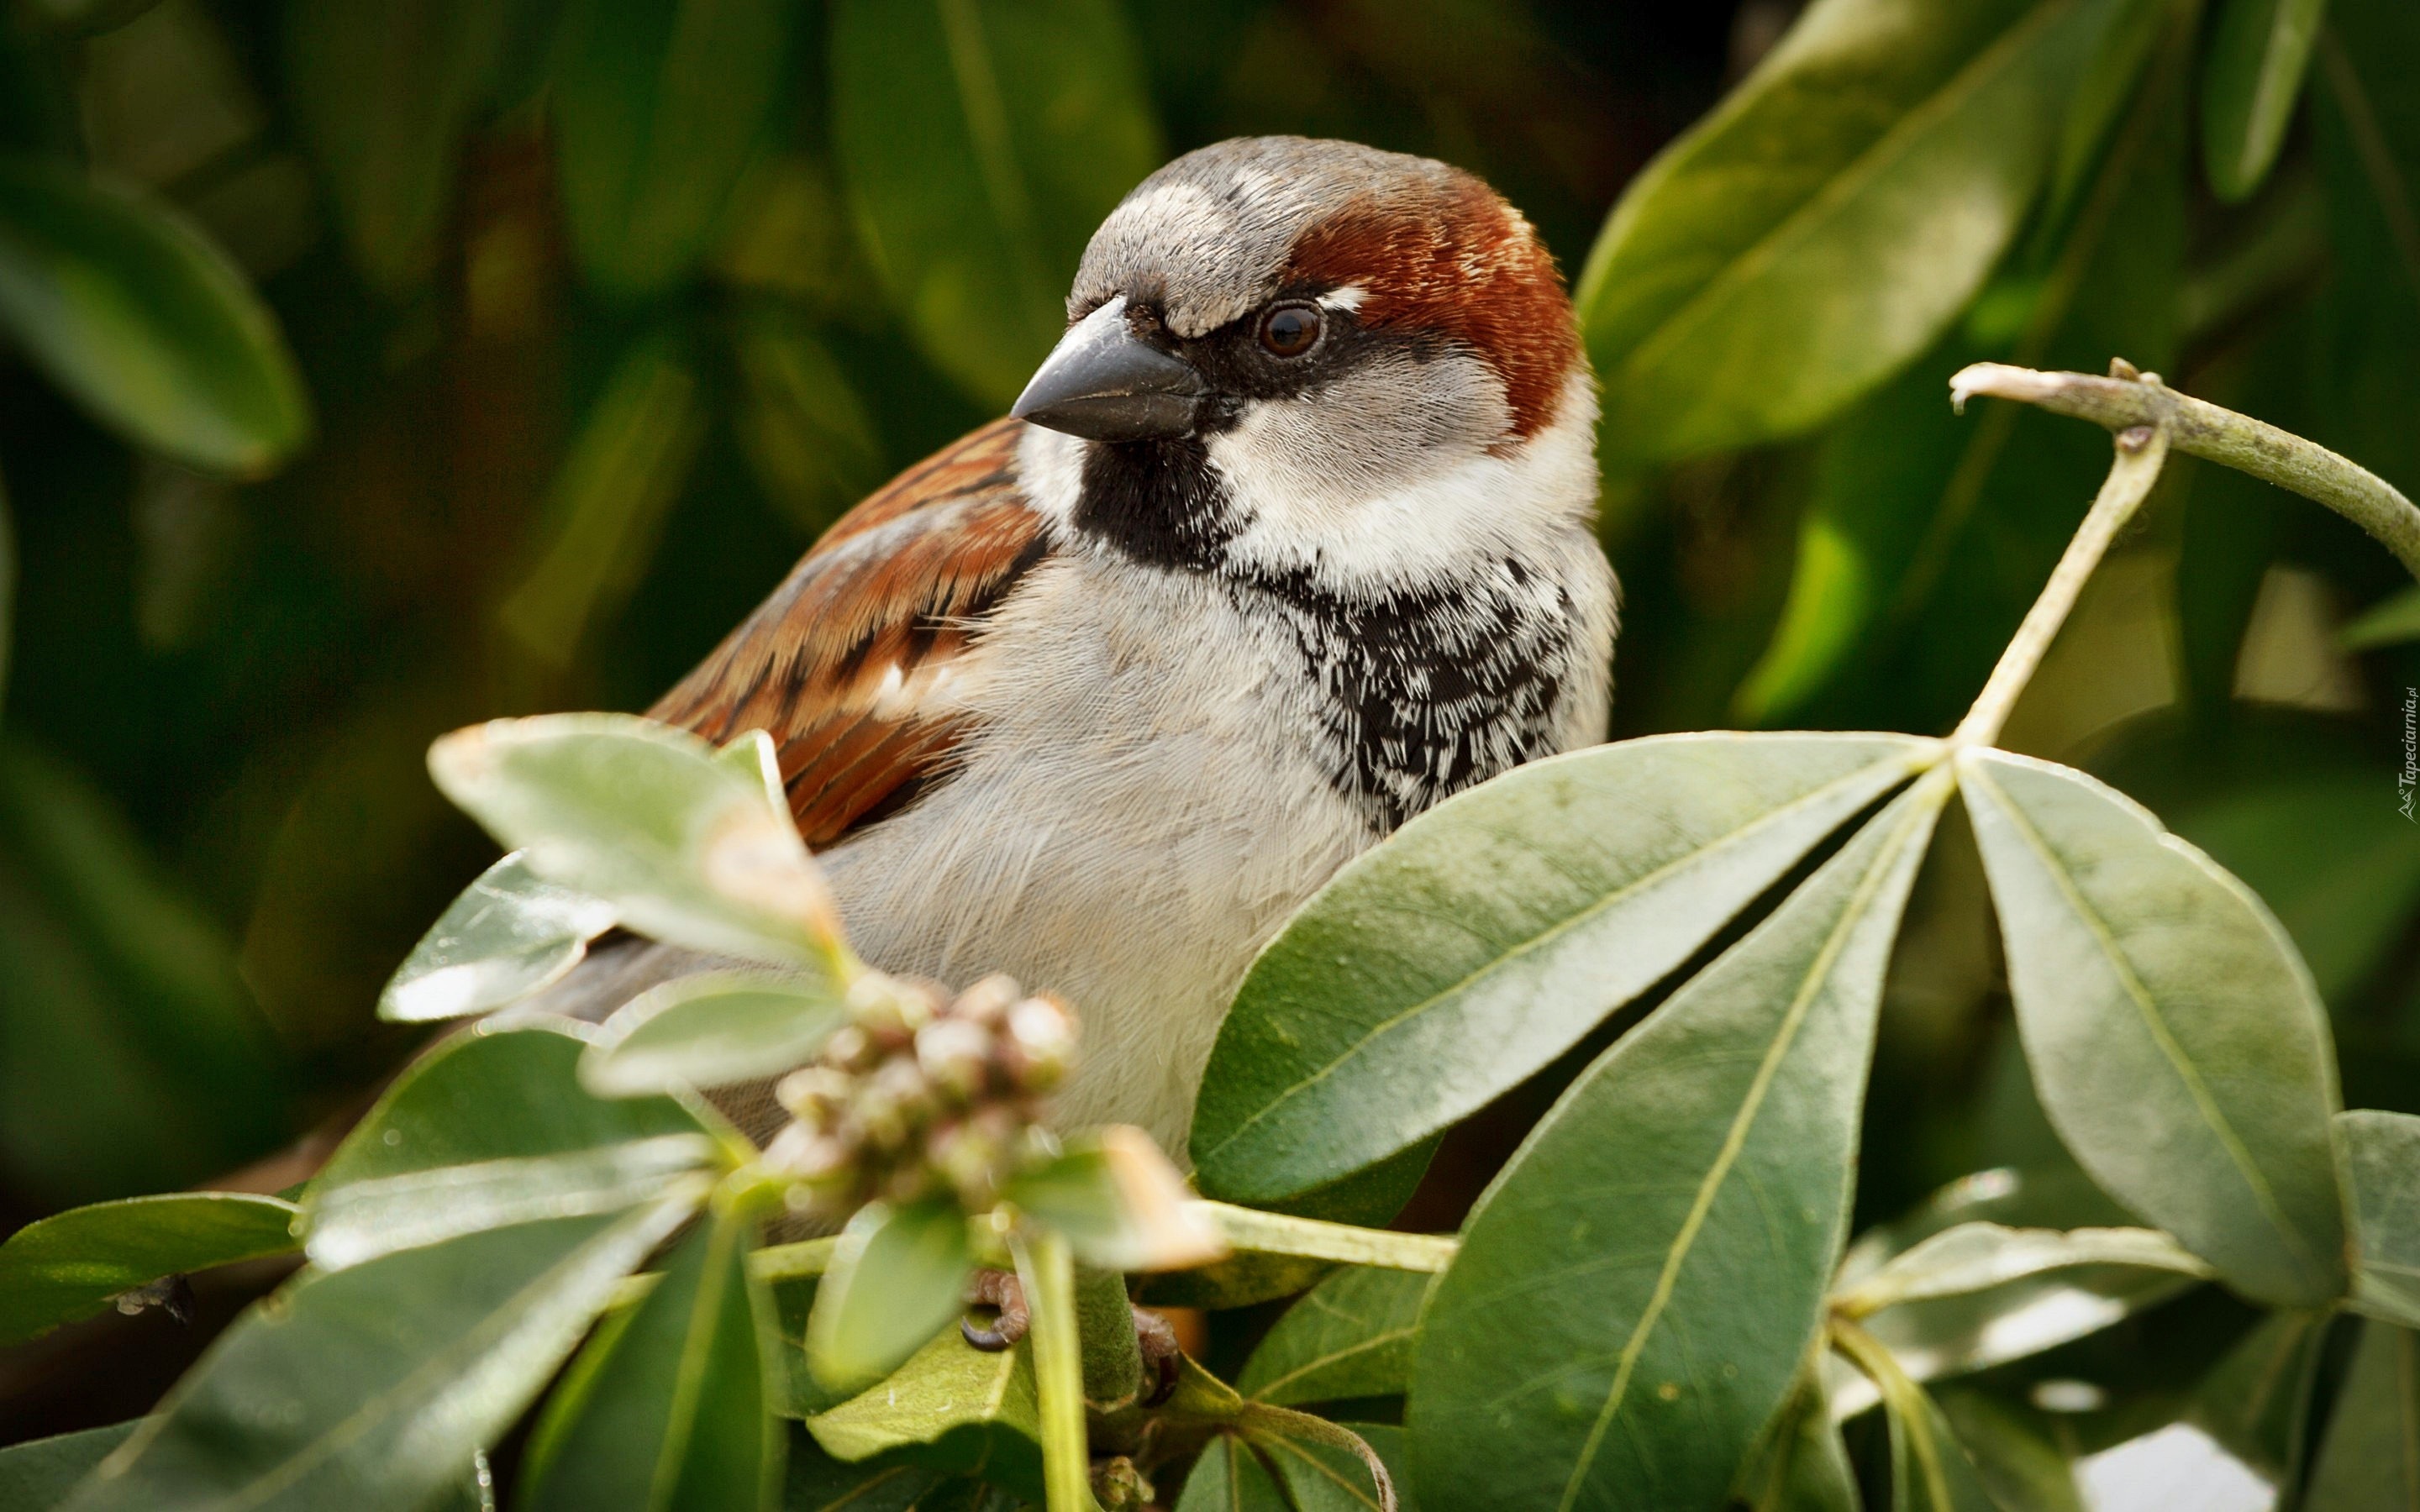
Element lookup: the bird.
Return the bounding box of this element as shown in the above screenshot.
[535,134,1618,1168]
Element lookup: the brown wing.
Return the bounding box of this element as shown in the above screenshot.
[650,418,1048,847]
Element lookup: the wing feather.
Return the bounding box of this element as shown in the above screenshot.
[650,418,1046,846]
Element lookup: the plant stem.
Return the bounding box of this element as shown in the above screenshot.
[1950,420,2172,748]
[1951,361,2420,582]
[1190,1201,1459,1272]
[748,1236,835,1282]
[1013,1226,1100,1512]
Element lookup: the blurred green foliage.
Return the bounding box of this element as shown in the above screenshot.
[1,0,2418,1485]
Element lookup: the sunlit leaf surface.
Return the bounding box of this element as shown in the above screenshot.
[1194,733,1939,1203]
[0,1190,298,1345]
[582,970,846,1097]
[1960,748,2349,1306]
[1578,0,2115,463]
[60,1192,701,1512]
[378,853,617,1024]
[1409,774,1947,1511]
[807,1200,975,1393]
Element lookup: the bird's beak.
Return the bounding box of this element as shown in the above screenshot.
[1010,296,1207,442]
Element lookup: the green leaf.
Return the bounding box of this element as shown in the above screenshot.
[1957,748,2351,1306]
[1738,1373,1859,1512]
[285,0,514,290]
[428,712,844,969]
[552,0,797,299]
[2343,584,2420,649]
[1883,1380,2002,1510]
[1833,1222,2211,1316]
[829,0,1162,407]
[522,1207,782,1512]
[2339,1109,2420,1327]
[1236,1267,1427,1408]
[584,971,847,1098]
[2200,0,2329,202]
[1255,1422,1410,1512]
[0,156,308,475]
[0,1190,299,1345]
[2307,1320,2420,1510]
[0,1421,136,1510]
[779,1425,982,1510]
[496,339,707,669]
[1576,0,2114,464]
[805,1330,1043,1504]
[0,739,289,1207]
[2187,1310,2328,1485]
[60,1192,702,1512]
[1407,773,1949,1512]
[807,1200,975,1392]
[1176,1436,1289,1512]
[1192,732,1940,1204]
[307,1019,718,1268]
[1934,1388,2085,1512]
[379,853,618,1023]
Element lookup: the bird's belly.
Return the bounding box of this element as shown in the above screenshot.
[818,560,1372,1162]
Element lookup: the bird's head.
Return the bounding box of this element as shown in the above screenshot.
[1012,136,1596,591]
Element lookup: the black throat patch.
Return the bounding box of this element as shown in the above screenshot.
[1067,432,1573,834]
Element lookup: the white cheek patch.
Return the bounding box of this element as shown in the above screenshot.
[1210,367,1600,594]
[1014,423,1088,532]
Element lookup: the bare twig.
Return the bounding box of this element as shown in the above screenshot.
[1951,360,2420,583]
[1952,419,2172,748]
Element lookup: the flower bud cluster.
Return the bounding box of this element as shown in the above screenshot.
[764,971,1077,1221]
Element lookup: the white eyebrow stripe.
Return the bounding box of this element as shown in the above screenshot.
[1318,286,1369,312]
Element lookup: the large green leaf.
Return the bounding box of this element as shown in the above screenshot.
[522,1207,782,1512]
[306,1019,718,1268]
[0,156,308,475]
[807,1200,975,1393]
[379,853,618,1023]
[428,713,843,969]
[1958,748,2350,1306]
[583,971,847,1098]
[1176,1436,1289,1512]
[1735,40,2186,730]
[1192,732,1940,1203]
[805,1330,1043,1503]
[0,740,289,1207]
[829,0,1162,407]
[2200,0,2328,201]
[2307,1320,2420,1509]
[552,0,797,298]
[286,0,515,290]
[61,1192,702,1512]
[1576,0,2113,464]
[0,1421,136,1510]
[1236,1267,1426,1408]
[1408,773,1949,1512]
[2340,1109,2420,1326]
[780,1426,995,1510]
[0,1190,299,1345]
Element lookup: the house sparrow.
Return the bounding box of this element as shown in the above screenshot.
[540,135,1617,1165]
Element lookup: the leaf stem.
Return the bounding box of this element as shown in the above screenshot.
[1950,415,2172,748]
[1013,1226,1099,1512]
[1951,361,2420,581]
[1189,1202,1458,1272]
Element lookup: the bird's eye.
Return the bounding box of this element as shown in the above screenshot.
[1258,303,1322,358]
